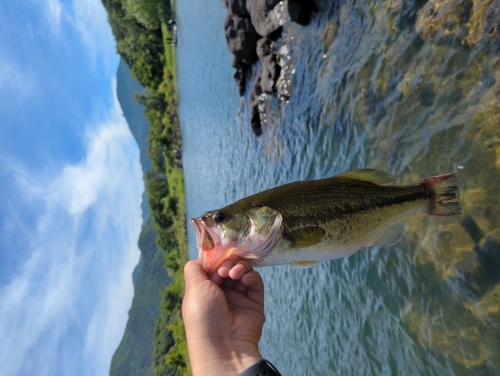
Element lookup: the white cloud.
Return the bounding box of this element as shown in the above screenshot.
[0,58,38,99]
[32,0,116,71]
[68,0,117,71]
[47,0,63,28]
[0,87,143,376]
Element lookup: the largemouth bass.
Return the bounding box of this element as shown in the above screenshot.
[191,169,462,274]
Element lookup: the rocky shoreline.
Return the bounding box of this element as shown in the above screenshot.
[222,0,316,135]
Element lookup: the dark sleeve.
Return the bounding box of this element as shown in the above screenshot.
[238,359,282,376]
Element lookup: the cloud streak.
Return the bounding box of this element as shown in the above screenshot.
[30,0,116,71]
[0,89,143,376]
[0,58,38,101]
[69,0,116,66]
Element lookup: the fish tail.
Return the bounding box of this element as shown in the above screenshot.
[421,173,462,216]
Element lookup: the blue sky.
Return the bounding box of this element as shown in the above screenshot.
[0,1,143,375]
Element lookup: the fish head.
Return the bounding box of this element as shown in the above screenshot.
[191,205,283,275]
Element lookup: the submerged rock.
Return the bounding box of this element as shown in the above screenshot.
[467,0,500,46]
[470,283,500,329]
[402,303,493,369]
[415,222,478,280]
[416,0,472,41]
[461,187,500,236]
[477,229,500,276]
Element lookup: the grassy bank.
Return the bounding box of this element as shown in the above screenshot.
[152,19,190,375]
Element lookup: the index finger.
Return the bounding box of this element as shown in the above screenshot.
[241,270,264,307]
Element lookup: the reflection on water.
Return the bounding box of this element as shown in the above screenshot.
[177,0,500,374]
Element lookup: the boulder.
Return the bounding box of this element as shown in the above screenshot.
[249,90,269,136]
[256,38,279,93]
[224,14,259,66]
[246,0,283,37]
[231,56,252,96]
[222,0,250,17]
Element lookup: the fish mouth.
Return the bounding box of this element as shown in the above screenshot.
[190,217,231,274]
[191,218,215,254]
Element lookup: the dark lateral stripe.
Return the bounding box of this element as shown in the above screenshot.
[283,188,430,226]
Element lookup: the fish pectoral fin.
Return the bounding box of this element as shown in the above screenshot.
[368,222,407,247]
[289,260,320,268]
[334,169,394,185]
[284,227,325,248]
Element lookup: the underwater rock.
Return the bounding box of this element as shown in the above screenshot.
[471,283,500,329]
[413,221,478,280]
[477,229,500,275]
[415,0,472,41]
[496,145,500,171]
[467,0,500,46]
[461,187,500,235]
[402,303,492,369]
[471,72,500,140]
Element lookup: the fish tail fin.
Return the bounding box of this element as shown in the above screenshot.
[421,173,462,216]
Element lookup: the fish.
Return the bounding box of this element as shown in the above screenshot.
[190,169,462,274]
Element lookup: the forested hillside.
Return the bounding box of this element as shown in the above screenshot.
[110,218,170,376]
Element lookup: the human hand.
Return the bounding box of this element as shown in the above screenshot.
[182,255,265,376]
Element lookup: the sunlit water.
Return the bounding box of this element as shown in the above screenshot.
[176,1,500,374]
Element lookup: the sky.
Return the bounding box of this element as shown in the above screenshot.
[0,1,144,375]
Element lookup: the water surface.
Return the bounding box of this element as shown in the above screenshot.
[177,1,500,374]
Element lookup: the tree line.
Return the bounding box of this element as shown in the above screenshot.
[102,0,188,375]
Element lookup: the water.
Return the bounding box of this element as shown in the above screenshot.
[176,1,500,374]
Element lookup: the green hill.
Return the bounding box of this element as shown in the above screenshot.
[110,59,171,376]
[110,217,171,376]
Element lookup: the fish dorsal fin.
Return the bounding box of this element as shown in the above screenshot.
[289,260,320,268]
[367,222,407,247]
[334,169,394,185]
[284,227,325,248]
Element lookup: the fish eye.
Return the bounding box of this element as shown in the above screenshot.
[213,211,226,223]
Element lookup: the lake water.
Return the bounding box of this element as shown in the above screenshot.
[176,0,500,374]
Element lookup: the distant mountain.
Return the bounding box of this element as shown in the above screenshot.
[110,59,170,376]
[116,58,152,223]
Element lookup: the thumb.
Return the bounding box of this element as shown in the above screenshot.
[183,259,209,292]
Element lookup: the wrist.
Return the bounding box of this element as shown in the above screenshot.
[188,337,262,376]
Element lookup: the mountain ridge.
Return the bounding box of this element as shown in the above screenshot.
[109,59,170,376]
